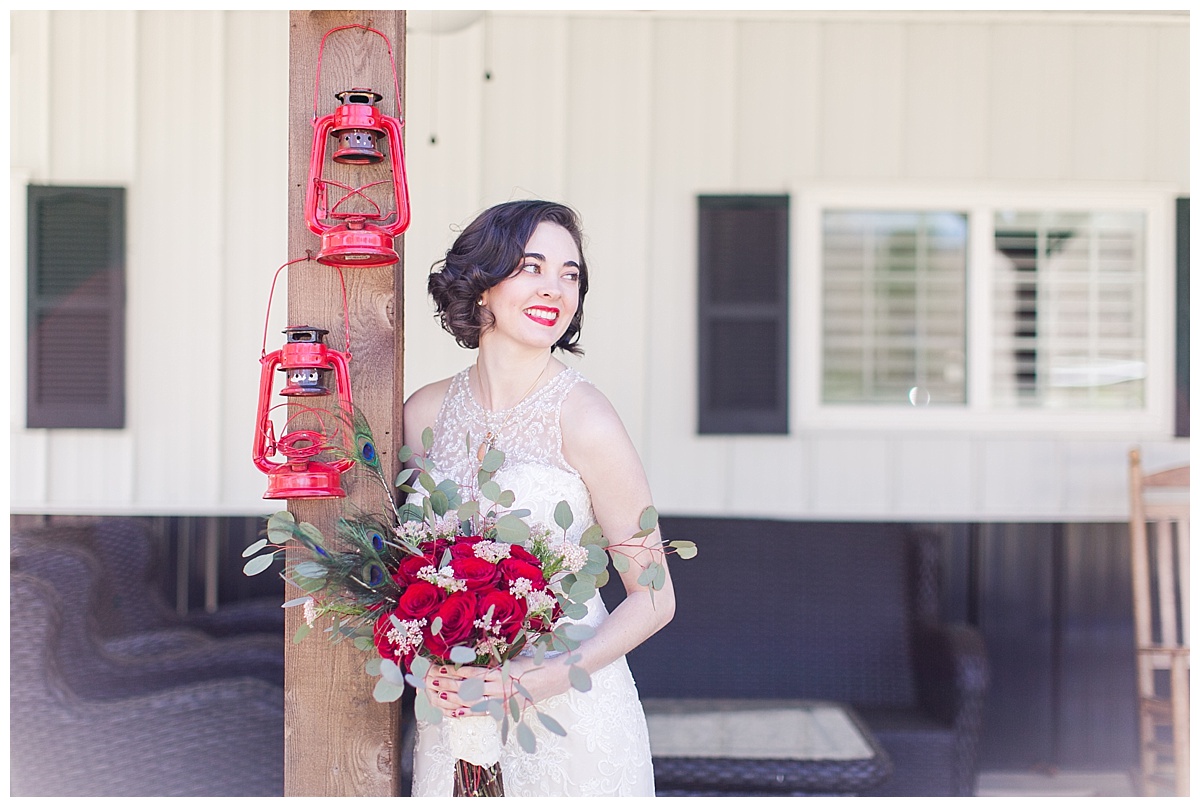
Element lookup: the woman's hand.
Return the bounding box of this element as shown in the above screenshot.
[422,656,571,717]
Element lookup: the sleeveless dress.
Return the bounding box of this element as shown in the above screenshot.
[410,366,657,797]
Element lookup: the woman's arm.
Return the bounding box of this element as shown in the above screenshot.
[430,381,675,713]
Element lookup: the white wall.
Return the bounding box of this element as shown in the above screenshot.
[10,10,1190,519]
[10,10,289,515]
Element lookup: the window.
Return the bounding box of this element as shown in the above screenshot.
[26,186,126,428]
[813,196,1159,425]
[697,195,789,434]
[822,211,968,406]
[992,210,1146,410]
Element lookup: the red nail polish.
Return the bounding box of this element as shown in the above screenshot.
[433,680,440,687]
[440,692,448,700]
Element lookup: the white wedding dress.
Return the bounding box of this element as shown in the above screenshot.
[411,366,657,797]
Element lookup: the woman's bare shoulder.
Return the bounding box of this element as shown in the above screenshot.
[561,376,630,455]
[403,376,455,445]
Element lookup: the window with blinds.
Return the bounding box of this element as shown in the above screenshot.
[992,210,1146,409]
[821,211,968,406]
[27,186,126,428]
[697,195,789,434]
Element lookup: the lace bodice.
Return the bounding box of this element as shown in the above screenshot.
[427,365,607,628]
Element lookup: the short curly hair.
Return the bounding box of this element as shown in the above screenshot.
[428,200,588,354]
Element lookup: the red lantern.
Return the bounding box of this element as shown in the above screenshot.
[252,263,356,499]
[305,25,410,267]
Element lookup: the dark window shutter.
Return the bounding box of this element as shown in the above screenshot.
[1176,197,1189,438]
[698,195,789,434]
[27,186,126,428]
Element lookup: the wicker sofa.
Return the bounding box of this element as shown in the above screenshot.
[618,519,989,797]
[10,572,284,796]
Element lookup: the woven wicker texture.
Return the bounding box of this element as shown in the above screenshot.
[10,535,283,698]
[10,572,284,797]
[622,521,989,796]
[20,518,285,638]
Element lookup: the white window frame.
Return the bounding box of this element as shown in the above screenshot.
[794,184,1175,435]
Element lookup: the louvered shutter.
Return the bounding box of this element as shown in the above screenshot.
[27,186,126,428]
[697,195,789,434]
[821,211,968,405]
[992,210,1146,409]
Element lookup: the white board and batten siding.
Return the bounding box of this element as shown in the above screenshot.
[10,10,1190,522]
[9,10,289,515]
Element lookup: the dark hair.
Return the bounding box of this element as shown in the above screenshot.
[428,200,589,354]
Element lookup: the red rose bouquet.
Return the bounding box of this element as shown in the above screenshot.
[243,415,695,796]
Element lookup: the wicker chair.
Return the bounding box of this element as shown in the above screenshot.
[14,518,284,638]
[10,572,284,796]
[621,520,989,796]
[10,536,283,698]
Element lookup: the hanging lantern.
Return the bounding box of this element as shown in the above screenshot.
[252,261,358,500]
[253,326,355,499]
[305,25,411,267]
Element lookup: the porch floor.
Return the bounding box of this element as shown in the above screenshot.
[976,769,1136,797]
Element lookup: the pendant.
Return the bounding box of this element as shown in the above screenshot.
[477,432,493,463]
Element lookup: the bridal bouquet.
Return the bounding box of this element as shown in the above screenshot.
[243,410,694,794]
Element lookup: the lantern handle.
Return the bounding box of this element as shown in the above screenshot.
[261,259,352,360]
[313,23,403,122]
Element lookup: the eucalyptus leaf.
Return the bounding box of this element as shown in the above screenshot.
[517,722,537,753]
[429,489,450,517]
[509,695,521,723]
[394,467,416,487]
[417,472,437,496]
[449,645,477,665]
[415,691,442,724]
[611,552,630,574]
[373,677,405,703]
[410,655,432,679]
[456,500,480,520]
[398,445,414,463]
[422,426,434,453]
[488,698,505,720]
[297,521,325,546]
[579,524,607,548]
[554,500,573,532]
[494,514,530,544]
[458,677,484,702]
[594,566,611,589]
[365,657,382,677]
[654,562,668,590]
[353,636,374,652]
[243,554,275,576]
[639,506,659,532]
[537,712,568,737]
[497,490,516,508]
[637,565,657,587]
[282,596,312,609]
[431,617,443,636]
[568,579,596,604]
[242,538,269,558]
[513,679,534,703]
[563,623,596,642]
[568,665,592,692]
[480,480,502,503]
[670,540,698,559]
[480,449,505,473]
[267,510,296,543]
[380,659,406,685]
[404,673,425,690]
[292,623,311,644]
[469,700,490,714]
[562,602,589,620]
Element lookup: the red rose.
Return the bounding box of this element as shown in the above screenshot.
[423,591,478,659]
[420,538,452,563]
[508,544,538,565]
[450,556,500,591]
[449,535,485,560]
[477,590,528,643]
[498,558,546,587]
[395,581,443,621]
[393,554,434,587]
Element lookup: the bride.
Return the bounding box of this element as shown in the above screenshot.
[403,200,675,796]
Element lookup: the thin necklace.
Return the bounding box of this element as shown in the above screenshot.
[474,356,552,463]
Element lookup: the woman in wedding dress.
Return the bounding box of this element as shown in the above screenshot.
[403,200,675,796]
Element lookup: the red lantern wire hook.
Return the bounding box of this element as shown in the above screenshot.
[259,257,352,360]
[312,24,403,124]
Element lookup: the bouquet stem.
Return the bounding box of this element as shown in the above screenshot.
[453,758,504,797]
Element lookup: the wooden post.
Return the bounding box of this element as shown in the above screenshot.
[285,10,405,796]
